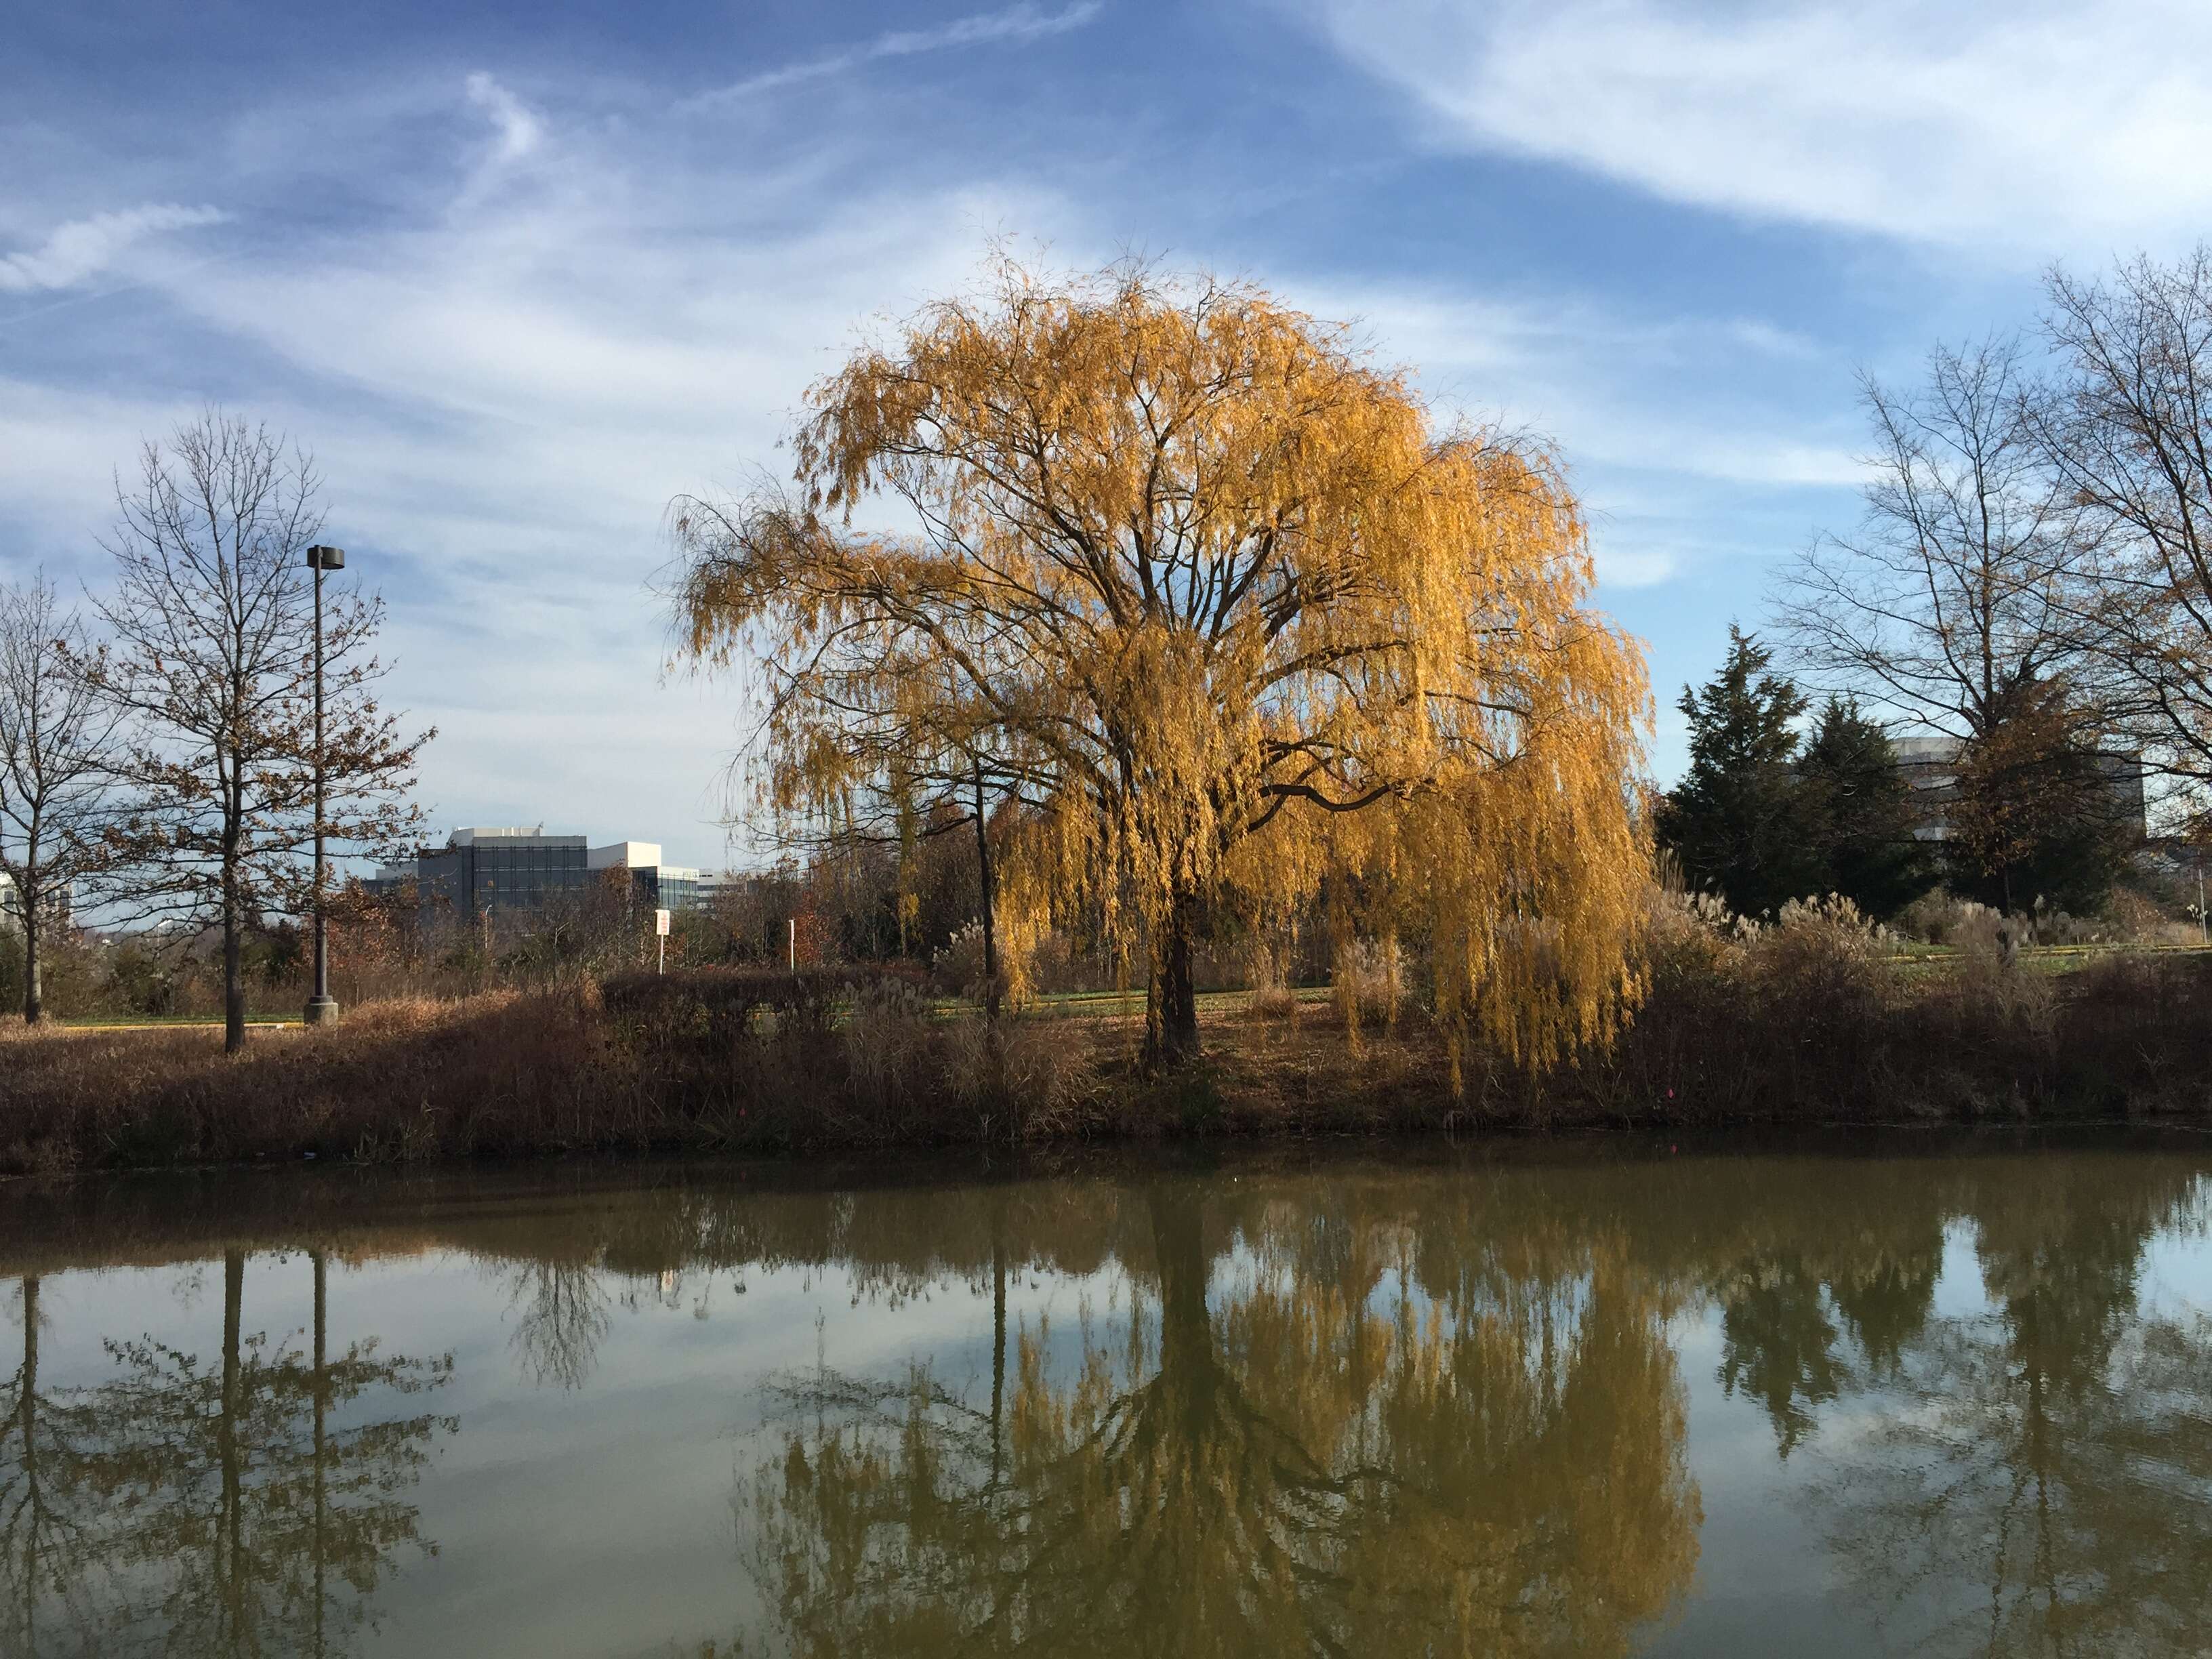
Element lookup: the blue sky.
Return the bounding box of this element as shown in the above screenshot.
[7,0,2211,871]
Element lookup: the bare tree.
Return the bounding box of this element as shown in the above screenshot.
[2040,249,2212,801]
[94,412,431,1052]
[0,573,125,1022]
[1774,337,2090,745]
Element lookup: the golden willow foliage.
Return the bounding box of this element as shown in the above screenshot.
[670,256,1651,1065]
[741,1185,1700,1658]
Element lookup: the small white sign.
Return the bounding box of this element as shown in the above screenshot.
[654,908,671,937]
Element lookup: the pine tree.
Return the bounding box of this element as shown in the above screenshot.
[1799,697,1933,919]
[1658,628,1818,918]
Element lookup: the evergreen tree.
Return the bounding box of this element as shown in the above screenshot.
[1658,628,1820,917]
[1799,697,1934,919]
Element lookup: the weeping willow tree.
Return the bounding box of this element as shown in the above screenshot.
[670,256,1650,1067]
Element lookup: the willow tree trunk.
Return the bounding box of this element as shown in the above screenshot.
[1143,890,1202,1071]
[989,1203,1006,1490]
[974,762,1000,1019]
[1149,1185,1219,1446]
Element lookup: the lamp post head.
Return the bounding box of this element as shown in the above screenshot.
[306,544,346,571]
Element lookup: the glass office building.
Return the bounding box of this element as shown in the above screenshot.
[414,827,592,920]
[1893,736,2146,843]
[381,828,713,926]
[588,842,705,912]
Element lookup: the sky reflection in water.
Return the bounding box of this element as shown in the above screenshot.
[3,1137,2210,1658]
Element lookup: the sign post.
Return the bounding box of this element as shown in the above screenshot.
[655,907,670,975]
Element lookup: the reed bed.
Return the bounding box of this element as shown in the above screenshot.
[6,938,2212,1175]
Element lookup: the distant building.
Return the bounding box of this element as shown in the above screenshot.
[2138,836,2212,883]
[371,826,712,922]
[1892,733,2146,842]
[363,863,414,899]
[0,872,73,927]
[411,827,592,920]
[588,841,703,912]
[1891,736,1963,843]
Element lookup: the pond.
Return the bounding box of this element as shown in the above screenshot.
[3,1132,2211,1657]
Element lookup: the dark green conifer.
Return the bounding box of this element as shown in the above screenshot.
[1799,696,1934,918]
[1658,627,1820,917]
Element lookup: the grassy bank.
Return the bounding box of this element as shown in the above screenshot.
[7,908,2212,1175]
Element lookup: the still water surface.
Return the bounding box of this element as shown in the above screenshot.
[3,1134,2211,1657]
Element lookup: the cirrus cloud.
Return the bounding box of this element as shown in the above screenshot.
[0,203,228,293]
[685,1,1103,107]
[1297,0,2212,254]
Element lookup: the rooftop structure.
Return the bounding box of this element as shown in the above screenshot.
[447,825,552,846]
[590,841,703,912]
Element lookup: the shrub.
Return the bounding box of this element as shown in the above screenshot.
[941,1012,1097,1137]
[14,906,2212,1175]
[840,978,939,1115]
[1942,926,2057,1039]
[930,920,991,997]
[1023,928,1111,995]
[599,964,917,1048]
[1897,888,1988,947]
[1331,937,1404,1030]
[2106,887,2196,945]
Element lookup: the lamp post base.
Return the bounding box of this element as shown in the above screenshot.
[303,996,341,1027]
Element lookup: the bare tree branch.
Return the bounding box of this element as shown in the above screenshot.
[89,409,433,1051]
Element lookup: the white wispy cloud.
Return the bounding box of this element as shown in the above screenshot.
[1300,284,1862,483]
[0,42,1867,844]
[0,203,228,293]
[465,72,544,165]
[687,1,1102,106]
[1297,0,2212,253]
[0,94,1084,865]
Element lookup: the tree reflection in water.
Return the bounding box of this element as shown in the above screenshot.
[503,1258,614,1391]
[1806,1160,2212,1656]
[741,1179,1702,1659]
[1709,1179,1948,1458]
[0,1250,453,1658]
[0,1275,125,1658]
[6,1147,2212,1656]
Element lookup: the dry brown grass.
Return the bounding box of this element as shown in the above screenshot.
[1244,985,1301,1024]
[0,990,636,1174]
[9,938,2212,1175]
[0,975,1111,1174]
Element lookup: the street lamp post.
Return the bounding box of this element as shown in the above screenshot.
[304,544,345,1027]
